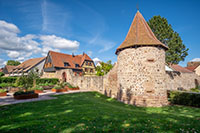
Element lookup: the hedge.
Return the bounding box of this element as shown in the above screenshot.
[36,78,59,85]
[0,77,17,84]
[168,90,200,107]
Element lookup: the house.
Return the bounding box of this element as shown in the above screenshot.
[185,60,200,76]
[185,65,200,76]
[42,51,95,80]
[2,65,16,77]
[10,57,46,76]
[169,64,193,73]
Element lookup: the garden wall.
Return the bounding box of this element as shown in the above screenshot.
[165,71,200,91]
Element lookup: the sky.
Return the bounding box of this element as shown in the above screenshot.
[0,0,200,67]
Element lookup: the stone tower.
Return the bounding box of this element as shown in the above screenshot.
[115,11,169,107]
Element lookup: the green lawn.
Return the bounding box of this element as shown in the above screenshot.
[0,92,200,132]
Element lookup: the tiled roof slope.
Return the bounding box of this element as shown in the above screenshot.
[13,57,46,73]
[4,65,16,73]
[116,11,168,54]
[185,65,199,72]
[49,51,93,69]
[170,64,193,73]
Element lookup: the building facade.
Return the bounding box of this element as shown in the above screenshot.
[10,57,46,76]
[42,51,95,81]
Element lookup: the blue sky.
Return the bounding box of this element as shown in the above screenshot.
[0,0,199,67]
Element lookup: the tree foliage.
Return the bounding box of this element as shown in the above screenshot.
[6,60,21,66]
[148,16,189,64]
[0,72,4,77]
[96,60,113,76]
[15,69,40,89]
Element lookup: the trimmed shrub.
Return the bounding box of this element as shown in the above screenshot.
[168,90,200,107]
[0,77,17,84]
[53,85,62,90]
[0,89,7,93]
[33,85,43,90]
[36,78,59,85]
[14,90,35,96]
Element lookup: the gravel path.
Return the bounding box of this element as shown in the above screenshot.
[0,90,91,106]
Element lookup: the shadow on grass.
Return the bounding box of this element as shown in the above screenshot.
[0,92,200,132]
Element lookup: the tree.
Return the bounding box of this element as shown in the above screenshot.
[6,60,21,66]
[148,16,189,64]
[0,72,4,77]
[96,60,113,76]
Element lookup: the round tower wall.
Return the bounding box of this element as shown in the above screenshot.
[117,46,168,107]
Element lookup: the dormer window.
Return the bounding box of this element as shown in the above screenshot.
[64,62,70,67]
[75,64,80,68]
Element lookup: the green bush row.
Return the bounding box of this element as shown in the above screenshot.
[0,77,17,84]
[168,90,200,107]
[0,77,59,88]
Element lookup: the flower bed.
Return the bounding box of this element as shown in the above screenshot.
[34,90,43,94]
[0,89,7,97]
[51,88,67,93]
[13,91,38,100]
[67,87,80,91]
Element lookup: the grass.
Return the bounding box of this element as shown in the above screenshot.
[0,92,200,132]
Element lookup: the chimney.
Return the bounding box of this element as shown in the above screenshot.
[83,52,85,55]
[72,53,75,57]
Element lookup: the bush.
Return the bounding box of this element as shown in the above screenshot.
[33,86,43,90]
[14,91,35,96]
[36,78,59,85]
[0,72,4,77]
[53,85,62,90]
[190,86,200,92]
[0,89,7,93]
[0,77,17,84]
[63,82,75,88]
[168,90,200,107]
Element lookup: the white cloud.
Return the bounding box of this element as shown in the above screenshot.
[0,20,80,62]
[7,51,20,59]
[40,35,79,51]
[191,58,200,62]
[41,46,60,56]
[93,57,102,65]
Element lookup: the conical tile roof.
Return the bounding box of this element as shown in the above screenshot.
[116,11,168,54]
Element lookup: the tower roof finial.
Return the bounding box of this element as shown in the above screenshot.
[136,3,139,12]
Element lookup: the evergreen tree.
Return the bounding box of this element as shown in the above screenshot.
[148,16,189,64]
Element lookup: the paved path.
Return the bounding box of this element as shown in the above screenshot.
[0,90,91,106]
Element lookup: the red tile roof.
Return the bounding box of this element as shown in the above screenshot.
[185,65,199,72]
[116,11,168,54]
[13,57,46,73]
[49,51,93,69]
[3,65,16,73]
[170,64,193,73]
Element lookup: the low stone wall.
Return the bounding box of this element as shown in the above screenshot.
[165,71,200,91]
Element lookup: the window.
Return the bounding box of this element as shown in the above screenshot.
[64,62,70,67]
[75,64,80,68]
[90,69,93,73]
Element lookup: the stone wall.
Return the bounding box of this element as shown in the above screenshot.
[116,46,168,107]
[165,71,200,91]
